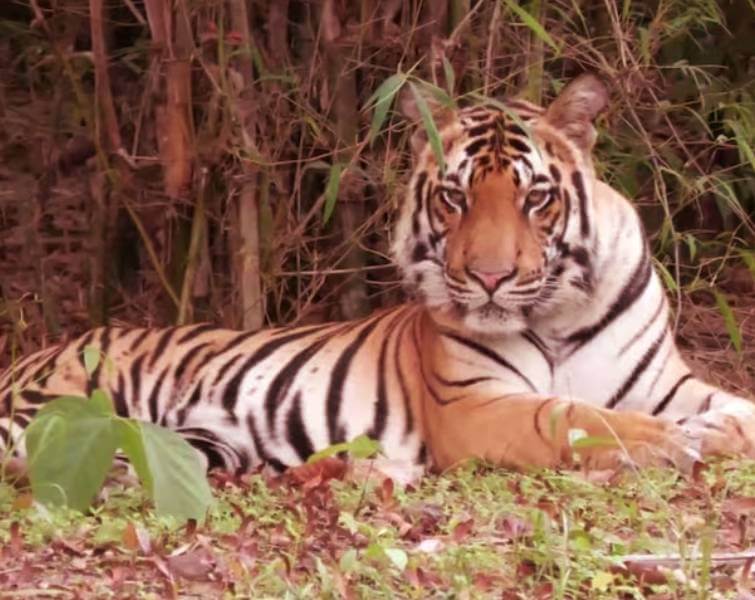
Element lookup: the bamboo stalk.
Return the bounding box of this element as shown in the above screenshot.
[229,0,264,330]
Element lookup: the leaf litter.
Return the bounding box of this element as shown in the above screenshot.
[2,457,755,597]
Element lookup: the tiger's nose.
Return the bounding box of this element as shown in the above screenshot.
[469,267,517,292]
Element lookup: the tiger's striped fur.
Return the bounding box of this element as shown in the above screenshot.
[1,75,752,473]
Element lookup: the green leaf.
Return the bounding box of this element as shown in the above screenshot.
[653,259,678,292]
[569,434,620,450]
[713,290,743,354]
[83,344,101,377]
[26,396,119,512]
[346,434,381,459]
[739,249,755,276]
[322,162,344,226]
[339,548,358,573]
[116,419,154,495]
[366,73,407,144]
[384,548,408,571]
[501,0,560,53]
[307,434,381,463]
[409,82,446,173]
[90,388,115,415]
[130,421,213,522]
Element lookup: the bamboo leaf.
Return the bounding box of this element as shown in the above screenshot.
[409,82,446,173]
[713,290,743,354]
[322,162,344,226]
[500,0,561,53]
[366,73,407,144]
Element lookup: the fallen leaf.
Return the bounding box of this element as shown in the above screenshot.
[286,457,347,488]
[166,546,216,581]
[452,518,474,542]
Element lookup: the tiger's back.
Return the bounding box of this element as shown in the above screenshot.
[1,307,428,471]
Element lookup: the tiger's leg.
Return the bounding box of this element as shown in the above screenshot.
[425,393,701,472]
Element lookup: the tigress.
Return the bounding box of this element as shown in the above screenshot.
[1,74,753,474]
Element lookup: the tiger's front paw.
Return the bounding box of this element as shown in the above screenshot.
[680,410,755,459]
[577,421,701,473]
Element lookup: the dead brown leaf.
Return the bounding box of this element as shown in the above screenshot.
[166,546,216,581]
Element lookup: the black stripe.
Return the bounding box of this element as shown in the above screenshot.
[508,138,531,153]
[174,342,211,384]
[286,391,315,462]
[86,328,113,396]
[246,412,287,472]
[264,335,331,430]
[369,312,407,440]
[20,390,61,404]
[147,367,169,423]
[521,330,554,376]
[326,314,390,444]
[411,172,427,235]
[395,318,415,437]
[149,327,179,368]
[651,373,692,415]
[128,329,152,353]
[465,138,489,156]
[73,330,97,359]
[175,382,203,426]
[212,354,242,386]
[113,372,128,418]
[128,354,147,412]
[467,121,497,137]
[606,327,667,409]
[222,326,330,423]
[31,346,66,388]
[441,332,537,392]
[432,372,494,387]
[618,295,665,356]
[571,171,590,238]
[566,244,652,352]
[697,392,714,414]
[176,323,217,344]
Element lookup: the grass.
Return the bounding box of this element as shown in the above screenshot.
[3,458,755,598]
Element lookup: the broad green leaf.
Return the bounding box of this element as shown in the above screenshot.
[90,388,115,415]
[135,421,213,522]
[366,73,406,144]
[322,162,344,226]
[501,0,560,53]
[713,290,743,354]
[116,418,154,495]
[83,344,101,376]
[409,82,446,173]
[26,397,119,511]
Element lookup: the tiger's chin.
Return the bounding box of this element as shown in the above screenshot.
[431,301,528,338]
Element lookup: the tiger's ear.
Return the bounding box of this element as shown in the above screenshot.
[544,74,608,152]
[399,85,455,158]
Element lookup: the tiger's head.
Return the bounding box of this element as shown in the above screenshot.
[393,74,609,336]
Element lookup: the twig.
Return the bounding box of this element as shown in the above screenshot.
[623,549,755,568]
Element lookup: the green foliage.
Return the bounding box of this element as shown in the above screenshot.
[322,162,344,226]
[408,81,447,174]
[307,434,381,463]
[25,391,212,522]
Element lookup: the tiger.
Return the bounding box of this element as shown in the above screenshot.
[1,74,753,476]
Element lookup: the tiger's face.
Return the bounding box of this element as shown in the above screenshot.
[393,75,608,336]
